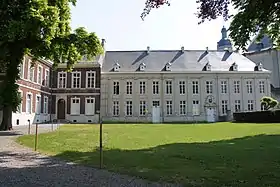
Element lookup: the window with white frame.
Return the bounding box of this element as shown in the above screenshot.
[152,81,159,94]
[35,95,41,114]
[113,101,119,116]
[192,100,200,115]
[113,81,120,95]
[221,80,227,94]
[248,100,254,111]
[166,100,173,115]
[259,80,265,93]
[28,61,34,82]
[72,72,81,88]
[139,81,146,94]
[126,81,132,94]
[246,80,253,93]
[58,72,67,88]
[70,97,80,114]
[179,81,186,95]
[139,101,146,116]
[43,96,48,114]
[17,91,23,113]
[221,100,228,115]
[206,81,213,94]
[234,100,241,112]
[86,71,95,88]
[166,80,172,94]
[192,81,199,94]
[179,100,186,115]
[26,93,32,114]
[126,101,132,116]
[152,100,160,107]
[37,66,42,84]
[234,80,240,93]
[19,57,25,78]
[85,97,95,115]
[45,69,49,86]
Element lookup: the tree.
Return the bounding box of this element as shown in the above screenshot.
[0,0,103,130]
[141,0,280,51]
[260,96,278,110]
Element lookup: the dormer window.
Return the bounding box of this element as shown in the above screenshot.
[204,62,211,71]
[255,62,263,71]
[113,62,120,72]
[139,62,146,71]
[230,62,238,71]
[165,62,171,71]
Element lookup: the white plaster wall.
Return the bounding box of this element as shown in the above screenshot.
[12,112,51,126]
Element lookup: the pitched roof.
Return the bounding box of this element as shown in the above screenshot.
[102,49,266,72]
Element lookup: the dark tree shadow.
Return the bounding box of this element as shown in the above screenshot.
[52,134,280,187]
[0,131,23,136]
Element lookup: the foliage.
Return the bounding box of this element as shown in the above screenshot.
[141,0,280,51]
[260,96,278,110]
[18,123,280,186]
[0,0,103,129]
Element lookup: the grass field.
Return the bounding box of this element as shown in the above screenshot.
[17,122,280,187]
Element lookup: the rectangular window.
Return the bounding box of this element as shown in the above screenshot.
[35,95,41,114]
[113,101,119,116]
[179,100,186,115]
[58,72,67,88]
[192,100,200,115]
[234,100,241,112]
[86,71,96,88]
[45,69,49,87]
[259,80,265,93]
[152,100,160,107]
[17,92,23,113]
[139,81,146,94]
[221,100,228,115]
[71,72,81,88]
[70,97,80,115]
[152,81,159,94]
[139,101,146,116]
[246,80,253,93]
[248,100,254,111]
[192,81,199,94]
[28,61,34,82]
[85,97,95,115]
[37,66,42,84]
[166,80,172,94]
[206,81,213,94]
[126,101,132,116]
[113,81,120,95]
[26,93,32,114]
[234,80,240,93]
[221,80,227,94]
[43,96,48,114]
[19,57,25,79]
[179,81,186,95]
[166,100,173,115]
[126,81,132,94]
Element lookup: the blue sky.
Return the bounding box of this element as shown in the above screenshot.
[70,0,236,51]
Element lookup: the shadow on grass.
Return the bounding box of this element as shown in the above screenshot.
[54,134,280,187]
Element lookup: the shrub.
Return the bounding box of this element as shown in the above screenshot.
[260,96,278,110]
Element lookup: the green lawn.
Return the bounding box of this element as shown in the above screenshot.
[17,122,280,187]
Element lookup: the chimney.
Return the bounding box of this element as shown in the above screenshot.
[101,39,106,49]
[206,47,209,52]
[181,46,184,52]
[147,46,150,54]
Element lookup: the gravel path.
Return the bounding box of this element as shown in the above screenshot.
[0,124,182,187]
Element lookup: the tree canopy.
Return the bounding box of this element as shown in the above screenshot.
[0,0,103,130]
[260,96,278,110]
[141,0,280,51]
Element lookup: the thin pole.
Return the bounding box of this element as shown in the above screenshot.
[34,123,38,151]
[28,120,31,134]
[99,119,103,169]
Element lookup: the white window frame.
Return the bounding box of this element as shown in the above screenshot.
[113,101,119,116]
[35,94,41,114]
[179,100,186,115]
[85,97,95,115]
[221,80,227,94]
[152,81,159,94]
[166,100,173,115]
[259,80,265,94]
[37,65,43,84]
[221,100,228,115]
[248,100,254,111]
[192,81,199,94]
[234,100,241,112]
[70,97,80,115]
[139,81,146,94]
[17,90,23,113]
[192,100,200,116]
[233,80,240,93]
[126,81,132,95]
[71,71,81,88]
[86,71,96,88]
[28,60,34,82]
[57,72,67,88]
[45,69,49,87]
[166,80,172,94]
[179,81,186,95]
[43,96,48,114]
[139,101,146,116]
[26,92,33,114]
[246,80,253,94]
[113,81,120,95]
[18,57,25,79]
[126,100,133,116]
[206,81,213,94]
[152,100,160,107]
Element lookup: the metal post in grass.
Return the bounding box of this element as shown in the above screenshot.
[34,123,38,151]
[97,111,103,169]
[28,119,31,134]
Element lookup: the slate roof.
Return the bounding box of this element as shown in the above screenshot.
[247,34,273,52]
[102,49,267,72]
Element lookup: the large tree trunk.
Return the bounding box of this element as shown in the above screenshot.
[0,106,12,131]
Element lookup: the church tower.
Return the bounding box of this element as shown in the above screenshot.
[217,26,232,51]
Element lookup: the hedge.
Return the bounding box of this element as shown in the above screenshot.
[233,110,280,123]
